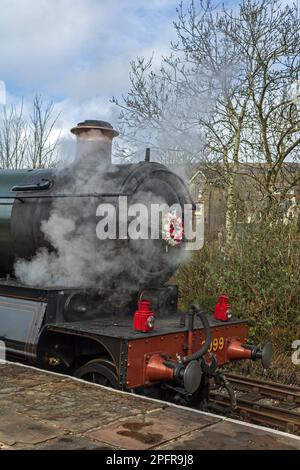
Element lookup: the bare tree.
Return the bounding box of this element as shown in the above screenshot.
[0,100,28,168]
[27,95,60,168]
[0,94,60,169]
[114,0,300,243]
[218,0,300,205]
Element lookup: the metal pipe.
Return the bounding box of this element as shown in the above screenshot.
[182,303,211,364]
[215,372,237,409]
[0,193,130,200]
[145,148,151,162]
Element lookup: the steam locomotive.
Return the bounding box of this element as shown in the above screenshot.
[0,120,272,407]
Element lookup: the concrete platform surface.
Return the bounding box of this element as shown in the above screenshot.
[0,362,300,450]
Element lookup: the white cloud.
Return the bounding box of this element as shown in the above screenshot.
[0,0,177,91]
[0,1,100,83]
[0,0,178,134]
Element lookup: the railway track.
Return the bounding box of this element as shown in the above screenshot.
[209,373,300,435]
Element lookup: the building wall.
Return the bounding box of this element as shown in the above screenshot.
[189,169,300,237]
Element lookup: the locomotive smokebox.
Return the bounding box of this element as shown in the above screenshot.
[0,118,193,293]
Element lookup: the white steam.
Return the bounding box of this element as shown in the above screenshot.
[14,139,185,297]
[15,141,122,288]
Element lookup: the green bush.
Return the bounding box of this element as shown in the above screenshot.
[174,218,300,354]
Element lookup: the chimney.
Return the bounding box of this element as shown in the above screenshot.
[70,120,119,167]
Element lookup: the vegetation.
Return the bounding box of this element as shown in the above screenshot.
[115,0,300,243]
[115,0,300,379]
[173,215,300,382]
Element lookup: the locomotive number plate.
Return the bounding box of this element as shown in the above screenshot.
[202,336,225,352]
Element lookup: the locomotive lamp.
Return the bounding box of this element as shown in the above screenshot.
[133,300,156,333]
[214,294,232,321]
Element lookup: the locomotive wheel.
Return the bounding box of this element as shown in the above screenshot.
[74,358,120,389]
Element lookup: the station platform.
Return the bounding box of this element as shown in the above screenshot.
[0,362,300,450]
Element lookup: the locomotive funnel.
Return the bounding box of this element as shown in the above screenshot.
[70,120,119,139]
[71,119,118,166]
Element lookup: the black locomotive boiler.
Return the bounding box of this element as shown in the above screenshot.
[0,120,272,406]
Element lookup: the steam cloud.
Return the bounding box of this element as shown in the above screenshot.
[14,139,186,302]
[15,141,123,288]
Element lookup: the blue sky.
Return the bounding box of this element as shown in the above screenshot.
[0,0,186,135]
[0,0,291,137]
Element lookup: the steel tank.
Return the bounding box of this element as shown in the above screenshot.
[0,168,51,275]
